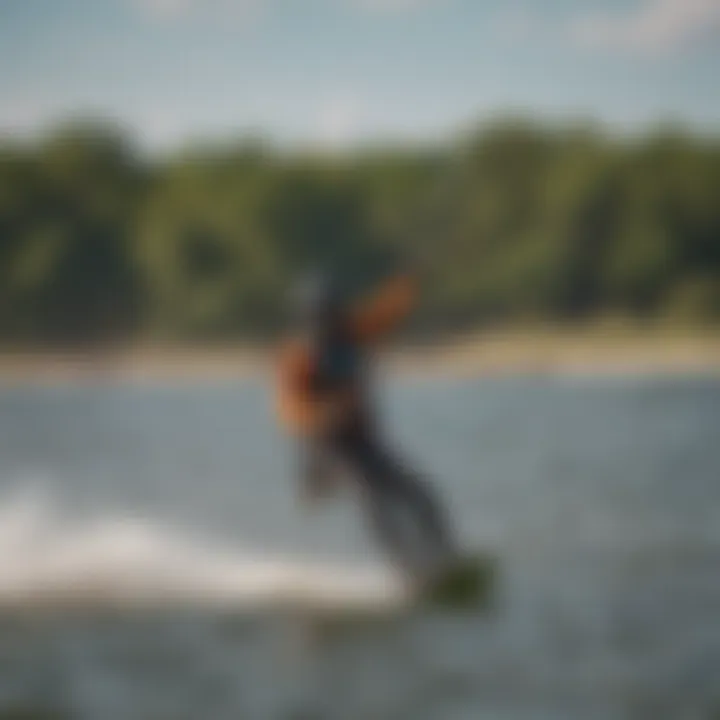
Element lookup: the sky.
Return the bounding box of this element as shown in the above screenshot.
[0,0,719,149]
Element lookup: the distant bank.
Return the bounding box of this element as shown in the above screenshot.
[0,329,718,383]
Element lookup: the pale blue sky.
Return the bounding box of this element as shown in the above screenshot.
[1,0,718,148]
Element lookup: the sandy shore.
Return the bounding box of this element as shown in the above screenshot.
[0,329,718,383]
[397,330,720,377]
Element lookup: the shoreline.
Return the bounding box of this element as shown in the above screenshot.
[0,330,719,383]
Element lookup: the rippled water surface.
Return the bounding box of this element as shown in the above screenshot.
[0,374,718,719]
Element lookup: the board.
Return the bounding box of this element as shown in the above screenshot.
[416,552,497,609]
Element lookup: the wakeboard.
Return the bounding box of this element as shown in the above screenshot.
[415,552,496,609]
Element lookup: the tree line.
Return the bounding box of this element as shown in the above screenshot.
[0,117,718,346]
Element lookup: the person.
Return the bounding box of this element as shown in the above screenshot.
[275,268,456,584]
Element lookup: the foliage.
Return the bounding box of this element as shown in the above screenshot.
[0,118,718,345]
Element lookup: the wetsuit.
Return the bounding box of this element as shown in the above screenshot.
[276,273,453,577]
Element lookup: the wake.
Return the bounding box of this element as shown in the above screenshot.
[0,487,406,612]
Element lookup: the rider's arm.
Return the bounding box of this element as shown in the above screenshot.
[348,272,418,344]
[276,343,318,434]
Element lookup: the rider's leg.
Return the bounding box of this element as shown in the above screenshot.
[337,433,455,573]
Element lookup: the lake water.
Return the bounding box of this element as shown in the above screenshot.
[0,374,718,719]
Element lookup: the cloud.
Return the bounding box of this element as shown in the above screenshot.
[349,0,443,13]
[133,0,260,23]
[134,0,440,21]
[570,0,720,54]
[313,95,363,148]
[133,0,192,19]
[491,7,544,43]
